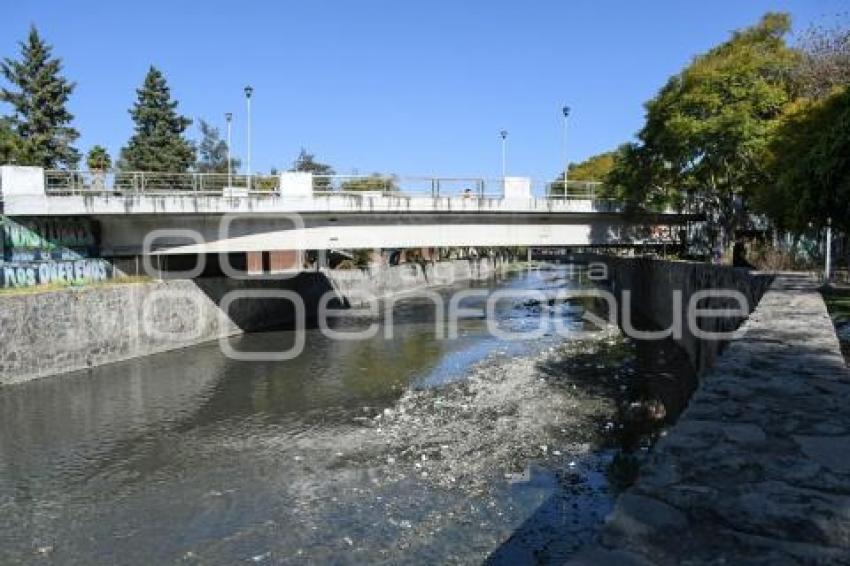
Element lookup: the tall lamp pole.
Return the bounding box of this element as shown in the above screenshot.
[500,129,508,183]
[562,105,570,199]
[244,85,254,189]
[225,112,233,187]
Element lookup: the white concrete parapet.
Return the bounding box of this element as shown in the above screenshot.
[503,177,531,200]
[0,166,47,212]
[0,166,46,196]
[279,172,313,196]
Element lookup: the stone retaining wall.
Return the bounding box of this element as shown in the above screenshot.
[573,271,850,563]
[600,256,773,374]
[0,258,504,385]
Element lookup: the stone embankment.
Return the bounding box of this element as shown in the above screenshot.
[0,258,504,385]
[574,273,850,564]
[601,256,773,374]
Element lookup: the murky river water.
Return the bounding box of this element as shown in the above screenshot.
[0,265,694,564]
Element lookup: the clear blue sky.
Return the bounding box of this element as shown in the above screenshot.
[2,1,846,180]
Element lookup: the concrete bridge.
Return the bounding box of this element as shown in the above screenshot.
[0,166,696,268]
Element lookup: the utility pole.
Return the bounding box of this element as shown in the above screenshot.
[225,112,233,187]
[244,85,253,189]
[562,105,570,199]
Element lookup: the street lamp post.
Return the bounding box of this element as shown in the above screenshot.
[500,130,508,185]
[225,112,233,187]
[244,85,254,189]
[562,105,570,199]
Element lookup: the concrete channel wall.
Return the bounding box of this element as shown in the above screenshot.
[600,256,774,375]
[0,258,505,386]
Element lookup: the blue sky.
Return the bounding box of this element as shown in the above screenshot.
[2,1,846,181]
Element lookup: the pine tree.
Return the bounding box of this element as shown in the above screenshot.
[0,118,21,164]
[0,26,80,168]
[119,66,195,172]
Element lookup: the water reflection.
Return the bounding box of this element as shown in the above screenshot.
[0,265,692,564]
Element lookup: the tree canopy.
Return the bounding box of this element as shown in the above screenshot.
[755,86,850,234]
[86,145,111,171]
[290,148,334,191]
[550,151,616,194]
[0,118,20,164]
[794,22,850,99]
[195,119,239,174]
[607,13,799,245]
[119,66,195,172]
[0,26,79,168]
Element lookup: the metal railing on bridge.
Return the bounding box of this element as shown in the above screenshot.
[44,170,281,196]
[43,170,612,201]
[310,175,496,198]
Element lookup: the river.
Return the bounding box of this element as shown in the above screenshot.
[0,264,694,564]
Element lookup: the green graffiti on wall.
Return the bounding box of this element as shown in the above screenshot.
[1,216,97,260]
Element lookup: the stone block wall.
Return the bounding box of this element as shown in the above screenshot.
[0,258,504,385]
[599,256,773,374]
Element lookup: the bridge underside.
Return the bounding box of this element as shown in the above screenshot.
[93,213,687,256]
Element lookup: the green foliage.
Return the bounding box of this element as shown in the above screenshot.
[0,118,21,164]
[0,26,80,168]
[550,151,616,194]
[290,148,334,191]
[609,13,798,243]
[86,145,111,170]
[340,173,397,192]
[755,86,850,234]
[195,119,239,173]
[119,66,195,172]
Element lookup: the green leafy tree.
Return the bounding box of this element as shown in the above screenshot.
[0,26,80,168]
[550,151,616,194]
[195,119,240,173]
[291,148,335,191]
[86,145,111,170]
[755,86,850,235]
[340,173,397,192]
[609,13,799,247]
[119,66,195,172]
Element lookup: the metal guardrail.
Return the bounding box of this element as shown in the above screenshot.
[44,171,281,195]
[311,175,496,198]
[537,180,603,200]
[43,170,612,201]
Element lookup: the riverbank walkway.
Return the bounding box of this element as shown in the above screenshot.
[574,273,850,564]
